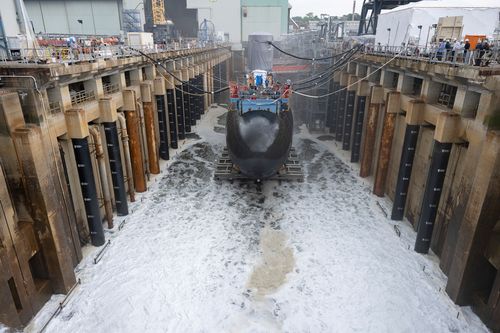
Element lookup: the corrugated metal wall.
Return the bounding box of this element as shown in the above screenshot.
[25,0,122,35]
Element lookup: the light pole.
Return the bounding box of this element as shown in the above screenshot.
[387,28,391,48]
[417,25,422,46]
[425,24,437,52]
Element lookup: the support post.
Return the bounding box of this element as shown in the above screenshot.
[175,74,186,140]
[329,80,339,134]
[335,73,349,141]
[342,75,358,151]
[72,137,105,246]
[359,85,384,178]
[181,68,192,133]
[141,83,160,174]
[103,121,128,215]
[100,98,128,215]
[123,90,147,193]
[391,100,424,220]
[373,91,400,196]
[414,140,452,253]
[351,80,370,163]
[154,78,170,160]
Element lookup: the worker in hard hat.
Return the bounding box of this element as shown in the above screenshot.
[464,39,471,64]
[474,39,483,66]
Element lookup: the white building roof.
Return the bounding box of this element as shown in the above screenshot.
[383,0,500,13]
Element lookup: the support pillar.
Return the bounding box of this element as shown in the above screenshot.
[175,75,186,140]
[197,73,205,116]
[373,91,400,196]
[391,100,424,220]
[103,122,128,215]
[181,68,192,133]
[351,80,370,163]
[154,78,170,160]
[342,75,358,151]
[203,70,209,112]
[100,98,128,216]
[414,140,452,253]
[123,90,146,192]
[335,77,348,141]
[72,137,105,246]
[188,67,197,126]
[359,85,384,178]
[328,80,339,134]
[391,125,420,219]
[66,109,105,246]
[141,83,160,174]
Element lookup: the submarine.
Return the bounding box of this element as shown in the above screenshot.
[225,33,294,180]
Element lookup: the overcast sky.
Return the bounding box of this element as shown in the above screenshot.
[289,0,359,17]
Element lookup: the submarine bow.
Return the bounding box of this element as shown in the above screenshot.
[226,109,293,179]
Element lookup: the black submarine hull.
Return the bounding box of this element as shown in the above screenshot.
[226,110,293,179]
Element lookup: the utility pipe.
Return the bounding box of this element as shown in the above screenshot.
[89,126,113,229]
[136,101,150,179]
[117,112,135,202]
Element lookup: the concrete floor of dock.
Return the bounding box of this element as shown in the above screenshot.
[25,106,488,333]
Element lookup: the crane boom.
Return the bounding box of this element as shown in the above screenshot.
[152,0,167,25]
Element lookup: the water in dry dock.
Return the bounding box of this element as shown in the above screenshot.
[25,106,488,333]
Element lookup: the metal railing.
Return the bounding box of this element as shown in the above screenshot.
[364,45,500,68]
[2,39,226,65]
[103,82,119,95]
[71,90,95,106]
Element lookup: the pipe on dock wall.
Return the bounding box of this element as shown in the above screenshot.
[117,113,135,202]
[155,94,170,160]
[342,90,356,151]
[124,108,147,193]
[88,127,114,229]
[414,141,452,254]
[391,125,420,220]
[351,95,367,163]
[143,100,160,173]
[136,102,150,179]
[103,121,129,215]
[72,137,105,246]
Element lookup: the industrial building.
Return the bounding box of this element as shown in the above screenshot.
[187,0,291,49]
[24,0,124,36]
[0,0,500,332]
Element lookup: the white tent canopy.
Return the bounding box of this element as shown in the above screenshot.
[375,0,500,47]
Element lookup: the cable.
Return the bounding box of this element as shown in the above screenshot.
[265,41,360,61]
[128,46,230,95]
[290,45,363,88]
[293,49,362,88]
[293,54,365,92]
[292,52,400,99]
[293,25,411,99]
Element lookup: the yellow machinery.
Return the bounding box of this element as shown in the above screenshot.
[152,0,167,25]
